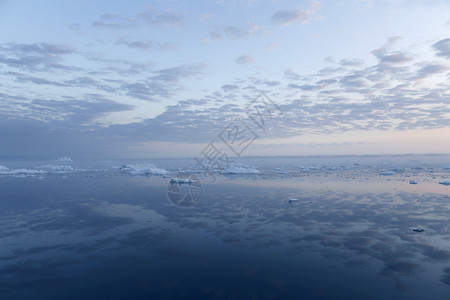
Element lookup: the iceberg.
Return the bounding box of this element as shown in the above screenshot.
[439,180,450,186]
[1,168,46,176]
[56,157,73,162]
[379,171,396,176]
[170,177,197,184]
[222,165,260,174]
[409,180,418,184]
[288,198,299,204]
[40,165,74,172]
[412,227,424,232]
[120,164,168,175]
[0,165,9,172]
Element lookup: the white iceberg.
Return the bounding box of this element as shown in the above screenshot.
[2,169,47,176]
[0,165,9,172]
[40,165,74,172]
[56,157,73,162]
[439,180,450,186]
[120,164,168,175]
[222,165,260,174]
[412,227,424,232]
[288,198,299,203]
[170,177,197,184]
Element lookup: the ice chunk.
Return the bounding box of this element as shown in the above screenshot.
[439,180,450,186]
[409,180,418,184]
[222,165,260,174]
[40,165,74,172]
[0,165,9,172]
[288,198,299,203]
[412,227,424,232]
[4,169,47,176]
[120,164,168,175]
[379,171,396,176]
[170,177,197,184]
[56,157,73,162]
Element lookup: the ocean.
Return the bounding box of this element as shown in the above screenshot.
[0,154,449,299]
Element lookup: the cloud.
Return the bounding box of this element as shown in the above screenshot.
[208,23,259,41]
[339,58,364,67]
[235,54,254,65]
[92,13,138,29]
[271,1,322,26]
[139,8,184,26]
[371,37,411,65]
[225,23,259,39]
[115,38,177,51]
[209,31,223,40]
[415,63,449,79]
[92,8,183,30]
[0,42,77,71]
[432,38,450,59]
[221,84,240,91]
[151,63,204,82]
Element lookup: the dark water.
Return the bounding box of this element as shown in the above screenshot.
[0,171,449,299]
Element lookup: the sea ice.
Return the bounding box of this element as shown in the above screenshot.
[439,180,450,186]
[3,169,47,176]
[288,198,299,203]
[120,164,168,175]
[40,165,74,172]
[379,171,396,176]
[170,177,196,184]
[222,165,260,174]
[56,157,73,162]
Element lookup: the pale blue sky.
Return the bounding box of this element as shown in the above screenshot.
[0,0,449,158]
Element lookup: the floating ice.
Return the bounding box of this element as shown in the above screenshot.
[170,177,196,184]
[40,165,74,172]
[120,164,168,175]
[0,165,9,172]
[0,168,47,176]
[439,180,450,186]
[56,157,73,162]
[222,165,260,174]
[379,171,396,176]
[412,227,424,232]
[409,180,418,184]
[288,198,299,204]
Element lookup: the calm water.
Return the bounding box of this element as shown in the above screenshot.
[0,158,449,299]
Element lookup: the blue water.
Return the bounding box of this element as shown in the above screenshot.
[0,155,449,299]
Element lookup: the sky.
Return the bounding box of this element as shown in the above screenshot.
[0,0,449,159]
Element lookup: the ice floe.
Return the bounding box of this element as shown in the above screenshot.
[288,198,299,204]
[0,168,46,177]
[119,164,168,175]
[56,157,73,162]
[39,165,74,172]
[438,180,450,186]
[222,165,260,174]
[409,180,418,184]
[412,227,424,232]
[170,177,197,184]
[379,171,396,176]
